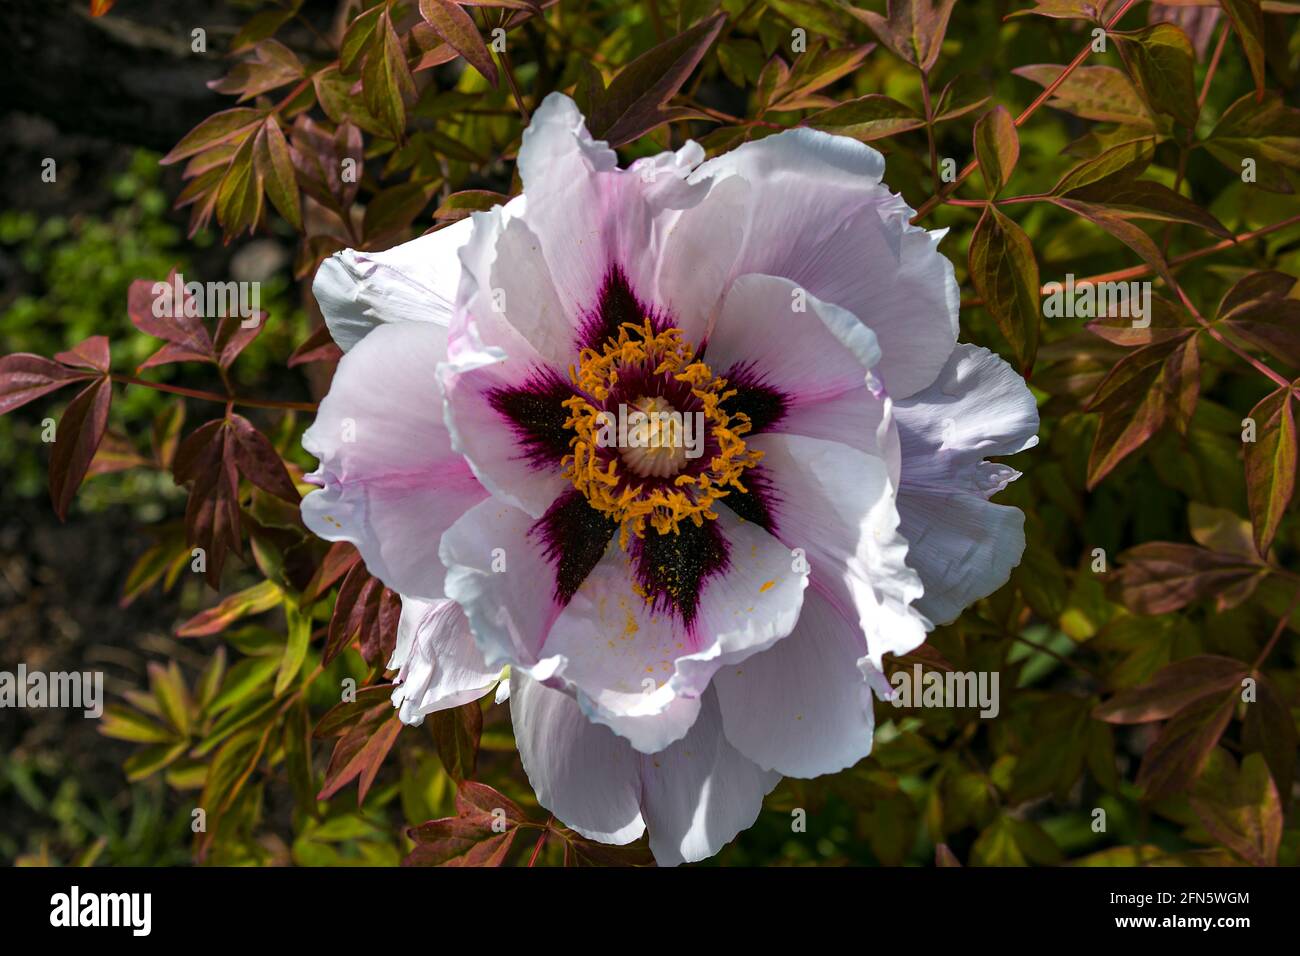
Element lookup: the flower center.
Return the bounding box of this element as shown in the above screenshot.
[562,320,762,549]
[620,395,690,478]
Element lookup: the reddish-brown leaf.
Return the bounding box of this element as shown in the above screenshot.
[1093,655,1249,724]
[584,13,725,146]
[317,710,402,803]
[54,336,111,373]
[127,272,214,363]
[0,354,88,416]
[49,378,112,521]
[1108,542,1265,614]
[431,701,483,782]
[229,414,299,503]
[288,324,344,368]
[418,0,499,87]
[1136,692,1236,800]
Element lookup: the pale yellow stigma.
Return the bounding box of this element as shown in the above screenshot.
[562,320,762,549]
[621,396,688,478]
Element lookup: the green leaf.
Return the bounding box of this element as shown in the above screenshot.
[434,189,509,221]
[1012,64,1153,127]
[1243,388,1297,554]
[214,133,263,237]
[339,4,385,75]
[253,117,301,230]
[178,580,283,637]
[1051,198,1175,289]
[968,204,1040,372]
[1206,91,1300,193]
[804,94,925,142]
[161,108,266,165]
[1050,137,1154,196]
[1006,0,1103,20]
[275,599,312,696]
[973,105,1019,197]
[1190,750,1282,866]
[1111,24,1198,128]
[98,705,177,744]
[208,656,280,713]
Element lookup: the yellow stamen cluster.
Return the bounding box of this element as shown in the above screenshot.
[563,320,762,549]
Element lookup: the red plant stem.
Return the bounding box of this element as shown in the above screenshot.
[910,0,1142,223]
[1198,19,1230,111]
[110,374,318,412]
[920,68,940,189]
[527,817,554,867]
[500,48,531,123]
[1167,279,1294,392]
[1254,587,1300,671]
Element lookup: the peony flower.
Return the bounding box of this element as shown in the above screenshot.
[302,93,1038,866]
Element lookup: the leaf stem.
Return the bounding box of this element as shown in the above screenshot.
[110,374,317,412]
[527,815,554,866]
[1253,586,1300,670]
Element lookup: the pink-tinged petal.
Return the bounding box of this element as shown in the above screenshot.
[513,93,710,335]
[511,676,777,865]
[894,344,1039,623]
[511,673,646,845]
[638,688,780,867]
[301,321,488,601]
[747,432,929,669]
[714,588,874,777]
[545,508,807,753]
[439,497,559,671]
[703,271,898,472]
[313,217,473,351]
[704,273,880,396]
[439,203,575,518]
[389,596,498,726]
[443,494,808,754]
[685,128,959,398]
[439,356,573,519]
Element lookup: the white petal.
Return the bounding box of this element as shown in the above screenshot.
[511,672,646,844]
[638,688,780,867]
[686,128,959,398]
[389,597,498,726]
[894,344,1039,623]
[704,273,880,392]
[443,497,808,755]
[747,431,929,669]
[543,508,808,753]
[514,93,710,322]
[301,321,487,600]
[714,588,875,777]
[313,217,474,351]
[439,497,558,670]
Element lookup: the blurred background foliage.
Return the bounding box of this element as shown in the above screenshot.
[2,0,1300,867]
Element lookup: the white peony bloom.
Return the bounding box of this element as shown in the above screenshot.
[302,93,1038,866]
